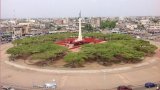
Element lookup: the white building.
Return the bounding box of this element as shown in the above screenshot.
[90,17,101,28]
[126,24,138,30]
[148,23,160,34]
[140,20,150,25]
[148,22,160,29]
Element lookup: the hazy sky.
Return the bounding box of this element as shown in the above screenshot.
[1,0,160,18]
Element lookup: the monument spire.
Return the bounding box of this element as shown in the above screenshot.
[76,11,83,41]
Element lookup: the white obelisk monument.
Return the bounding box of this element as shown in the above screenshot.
[76,12,83,41]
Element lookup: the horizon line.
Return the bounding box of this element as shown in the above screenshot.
[2,15,160,19]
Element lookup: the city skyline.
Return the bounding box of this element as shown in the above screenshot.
[1,0,160,18]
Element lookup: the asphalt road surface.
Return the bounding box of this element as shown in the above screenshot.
[134,87,157,90]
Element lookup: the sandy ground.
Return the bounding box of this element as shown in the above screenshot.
[0,42,160,90]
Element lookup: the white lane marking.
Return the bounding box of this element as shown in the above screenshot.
[117,74,130,84]
[60,76,68,88]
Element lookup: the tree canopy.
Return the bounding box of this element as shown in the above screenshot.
[100,20,116,29]
[7,42,68,60]
[83,24,94,32]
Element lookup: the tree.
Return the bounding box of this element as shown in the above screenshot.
[7,42,68,60]
[151,18,160,24]
[137,24,145,30]
[83,24,94,32]
[100,20,116,30]
[57,26,62,30]
[64,52,87,67]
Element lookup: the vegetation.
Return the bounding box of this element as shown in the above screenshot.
[83,24,94,32]
[78,39,156,65]
[7,33,157,67]
[100,20,116,29]
[151,18,160,24]
[64,52,87,68]
[7,42,68,61]
[137,24,145,30]
[57,26,62,30]
[12,33,76,46]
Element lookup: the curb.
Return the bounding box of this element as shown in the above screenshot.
[4,59,158,74]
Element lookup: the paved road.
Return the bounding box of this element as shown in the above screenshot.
[134,87,157,90]
[0,42,160,90]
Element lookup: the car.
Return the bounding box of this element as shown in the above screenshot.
[33,80,57,89]
[145,82,156,88]
[1,86,15,90]
[117,85,132,90]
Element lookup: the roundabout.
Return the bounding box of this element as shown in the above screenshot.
[1,41,160,90]
[3,55,160,74]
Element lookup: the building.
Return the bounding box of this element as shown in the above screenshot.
[54,19,64,26]
[148,23,160,34]
[13,26,23,38]
[90,17,101,28]
[126,24,138,30]
[29,29,42,35]
[140,19,150,25]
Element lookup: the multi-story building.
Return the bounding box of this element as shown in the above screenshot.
[148,23,160,34]
[54,19,63,26]
[29,29,42,35]
[0,25,13,36]
[90,17,101,28]
[126,24,138,30]
[140,19,150,25]
[13,26,23,38]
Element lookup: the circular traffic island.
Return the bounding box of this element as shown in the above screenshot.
[7,33,157,68]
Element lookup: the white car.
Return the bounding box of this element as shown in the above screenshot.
[45,82,57,89]
[1,86,15,90]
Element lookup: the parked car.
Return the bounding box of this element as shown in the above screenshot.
[117,85,132,90]
[1,86,15,90]
[145,82,156,88]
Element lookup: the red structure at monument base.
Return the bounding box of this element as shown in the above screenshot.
[55,37,105,49]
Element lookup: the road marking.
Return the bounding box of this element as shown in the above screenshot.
[60,76,68,88]
[117,74,130,84]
